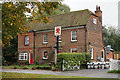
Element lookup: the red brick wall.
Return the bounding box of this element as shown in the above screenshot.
[35,28,86,63]
[18,32,34,62]
[86,15,104,61]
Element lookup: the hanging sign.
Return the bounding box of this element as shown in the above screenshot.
[55,26,61,36]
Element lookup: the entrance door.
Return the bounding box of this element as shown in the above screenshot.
[29,53,33,64]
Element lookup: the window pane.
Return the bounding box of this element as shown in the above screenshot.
[102,51,104,58]
[43,50,48,59]
[25,54,27,59]
[71,48,77,53]
[19,53,27,60]
[93,18,97,24]
[43,34,47,42]
[71,31,77,41]
[25,36,29,45]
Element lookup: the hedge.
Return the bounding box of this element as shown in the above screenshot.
[56,52,91,70]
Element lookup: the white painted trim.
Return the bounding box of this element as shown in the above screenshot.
[19,53,27,60]
[29,53,30,64]
[91,48,94,59]
[71,30,77,42]
[101,50,104,61]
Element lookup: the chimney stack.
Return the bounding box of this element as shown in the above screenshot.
[95,5,102,26]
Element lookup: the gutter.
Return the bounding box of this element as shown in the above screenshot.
[29,25,86,33]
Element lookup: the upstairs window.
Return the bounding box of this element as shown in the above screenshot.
[71,30,77,42]
[19,53,27,60]
[93,18,97,24]
[71,48,77,53]
[43,34,48,44]
[25,36,29,45]
[43,49,48,59]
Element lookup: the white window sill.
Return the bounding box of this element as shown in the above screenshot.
[59,41,62,43]
[19,59,27,60]
[43,58,48,60]
[43,42,48,44]
[71,40,77,42]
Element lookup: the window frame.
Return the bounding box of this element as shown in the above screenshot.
[71,48,77,53]
[25,36,29,46]
[58,35,62,43]
[43,34,48,44]
[93,18,97,24]
[90,48,94,59]
[43,49,48,59]
[19,53,27,60]
[101,50,104,58]
[71,30,77,42]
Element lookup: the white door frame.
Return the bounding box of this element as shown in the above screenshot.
[29,53,31,64]
[101,50,104,61]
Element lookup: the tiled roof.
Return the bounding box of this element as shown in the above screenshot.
[26,9,95,31]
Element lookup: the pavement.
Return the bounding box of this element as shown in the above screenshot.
[1,69,120,78]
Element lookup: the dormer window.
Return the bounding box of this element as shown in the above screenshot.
[25,36,29,45]
[93,18,97,24]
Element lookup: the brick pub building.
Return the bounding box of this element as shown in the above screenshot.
[18,6,114,64]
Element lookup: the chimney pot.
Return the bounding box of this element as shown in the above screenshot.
[96,5,98,11]
[98,6,100,10]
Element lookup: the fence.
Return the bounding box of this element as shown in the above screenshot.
[87,62,110,69]
[62,60,80,71]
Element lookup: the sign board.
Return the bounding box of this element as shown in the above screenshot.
[55,26,61,36]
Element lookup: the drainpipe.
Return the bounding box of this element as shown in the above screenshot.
[33,30,36,64]
[85,27,87,52]
[84,26,87,69]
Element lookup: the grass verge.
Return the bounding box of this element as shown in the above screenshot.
[2,72,119,80]
[108,70,120,73]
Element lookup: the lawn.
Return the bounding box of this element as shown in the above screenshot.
[2,72,119,80]
[2,64,51,70]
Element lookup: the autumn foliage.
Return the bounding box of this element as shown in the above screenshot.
[2,2,61,47]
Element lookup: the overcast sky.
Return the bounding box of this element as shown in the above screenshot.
[63,0,120,27]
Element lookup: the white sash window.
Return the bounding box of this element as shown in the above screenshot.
[19,53,27,60]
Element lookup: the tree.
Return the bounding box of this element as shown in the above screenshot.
[50,4,70,15]
[31,4,70,19]
[2,1,71,64]
[2,2,61,47]
[2,2,61,64]
[102,26,120,52]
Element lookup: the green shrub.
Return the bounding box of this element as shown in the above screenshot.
[108,70,120,73]
[57,52,91,70]
[39,66,51,70]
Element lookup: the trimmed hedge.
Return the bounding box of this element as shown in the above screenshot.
[36,65,51,70]
[108,70,120,73]
[56,52,91,70]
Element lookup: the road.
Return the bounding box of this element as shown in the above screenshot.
[1,69,120,78]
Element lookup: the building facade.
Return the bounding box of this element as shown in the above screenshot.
[18,6,112,64]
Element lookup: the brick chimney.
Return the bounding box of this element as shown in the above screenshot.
[95,5,102,26]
